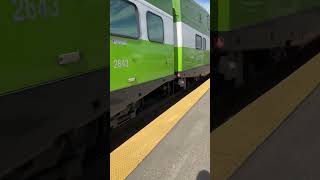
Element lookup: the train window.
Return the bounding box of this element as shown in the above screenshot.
[147,12,164,43]
[195,34,202,50]
[203,38,206,50]
[110,0,139,39]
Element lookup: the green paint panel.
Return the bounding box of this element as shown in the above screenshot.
[215,0,230,32]
[174,46,183,72]
[110,36,174,91]
[146,0,173,15]
[175,47,210,72]
[173,0,210,36]
[216,0,320,31]
[183,48,210,71]
[0,0,107,96]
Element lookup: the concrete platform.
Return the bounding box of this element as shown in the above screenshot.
[212,53,320,180]
[127,91,210,180]
[111,80,210,180]
[231,84,320,180]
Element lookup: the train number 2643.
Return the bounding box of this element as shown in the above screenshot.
[113,59,129,69]
[11,0,60,22]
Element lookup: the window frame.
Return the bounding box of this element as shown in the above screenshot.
[146,11,165,44]
[203,37,206,50]
[110,0,141,39]
[195,34,202,50]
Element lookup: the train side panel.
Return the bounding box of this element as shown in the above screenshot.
[0,0,107,177]
[110,0,174,92]
[215,0,320,51]
[173,0,210,77]
[110,38,174,92]
[110,0,175,117]
[214,0,320,87]
[216,0,320,32]
[0,0,106,96]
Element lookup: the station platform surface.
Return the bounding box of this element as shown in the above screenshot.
[111,79,210,180]
[231,83,320,179]
[127,91,210,180]
[212,52,320,180]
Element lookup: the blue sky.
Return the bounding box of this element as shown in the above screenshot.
[194,0,210,13]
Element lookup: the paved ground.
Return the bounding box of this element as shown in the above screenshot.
[231,84,320,180]
[127,91,210,180]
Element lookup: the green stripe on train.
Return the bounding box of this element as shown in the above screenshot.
[173,0,210,36]
[215,0,320,31]
[0,0,106,96]
[110,37,174,92]
[175,47,210,72]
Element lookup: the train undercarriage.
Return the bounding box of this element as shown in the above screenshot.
[110,65,210,129]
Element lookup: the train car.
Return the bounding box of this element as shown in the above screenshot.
[110,0,210,128]
[173,0,210,80]
[0,1,107,179]
[213,0,320,87]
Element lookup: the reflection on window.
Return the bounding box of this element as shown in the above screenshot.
[110,0,139,38]
[196,34,202,50]
[147,12,164,43]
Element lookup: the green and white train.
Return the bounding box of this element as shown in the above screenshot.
[110,0,210,128]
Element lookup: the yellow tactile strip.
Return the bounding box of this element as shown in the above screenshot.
[211,53,320,180]
[111,79,210,180]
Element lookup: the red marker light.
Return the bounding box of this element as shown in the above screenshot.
[214,36,224,49]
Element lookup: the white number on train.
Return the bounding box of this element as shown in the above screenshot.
[11,0,60,22]
[113,59,129,69]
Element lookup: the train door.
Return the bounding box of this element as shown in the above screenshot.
[130,0,175,85]
[110,0,141,91]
